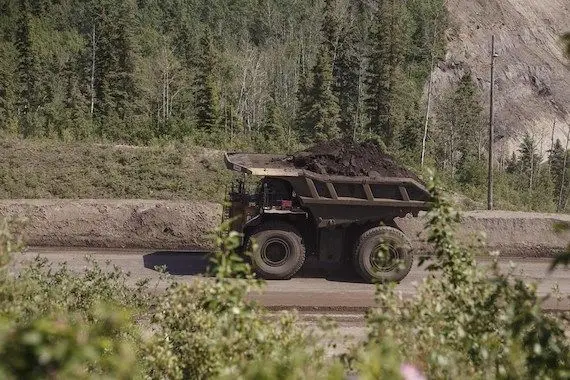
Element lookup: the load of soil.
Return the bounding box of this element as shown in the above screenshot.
[288,139,421,181]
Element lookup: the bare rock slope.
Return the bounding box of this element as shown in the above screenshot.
[437,0,569,152]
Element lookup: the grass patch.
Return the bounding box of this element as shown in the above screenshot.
[0,138,232,202]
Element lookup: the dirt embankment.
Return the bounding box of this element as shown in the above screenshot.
[2,200,570,258]
[398,211,570,258]
[0,200,222,250]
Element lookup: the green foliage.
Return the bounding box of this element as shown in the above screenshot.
[433,72,485,178]
[362,173,570,378]
[308,47,341,142]
[15,0,37,137]
[0,218,146,379]
[365,0,409,146]
[0,138,232,202]
[548,138,570,209]
[1,175,570,378]
[0,255,152,323]
[0,306,138,380]
[223,348,344,380]
[550,221,570,270]
[143,221,318,379]
[195,30,221,133]
[0,0,448,152]
[517,132,542,183]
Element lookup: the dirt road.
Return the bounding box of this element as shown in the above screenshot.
[15,247,570,312]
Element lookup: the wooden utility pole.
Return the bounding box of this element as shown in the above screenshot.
[487,35,497,210]
[558,127,570,212]
[421,24,438,168]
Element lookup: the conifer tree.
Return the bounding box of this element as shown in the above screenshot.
[322,0,341,60]
[15,0,37,136]
[295,61,313,141]
[548,138,569,206]
[505,152,519,174]
[332,4,362,139]
[308,48,341,142]
[365,0,408,146]
[195,30,220,133]
[92,0,137,134]
[112,0,137,120]
[260,95,287,147]
[518,132,542,190]
[549,139,565,179]
[436,72,484,175]
[0,41,17,130]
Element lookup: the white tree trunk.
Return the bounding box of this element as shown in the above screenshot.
[90,25,96,116]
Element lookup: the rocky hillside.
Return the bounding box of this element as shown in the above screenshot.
[435,0,569,155]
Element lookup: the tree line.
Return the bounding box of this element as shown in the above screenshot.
[0,0,447,147]
[2,0,569,211]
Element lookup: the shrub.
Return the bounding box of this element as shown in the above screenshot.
[143,223,324,380]
[360,173,570,378]
[0,306,138,380]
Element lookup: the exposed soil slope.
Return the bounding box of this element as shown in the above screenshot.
[0,199,222,249]
[3,199,569,257]
[438,0,569,152]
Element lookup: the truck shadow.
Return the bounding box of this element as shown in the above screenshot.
[142,251,364,282]
[143,251,211,276]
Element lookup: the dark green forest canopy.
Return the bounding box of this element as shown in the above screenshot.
[0,0,447,147]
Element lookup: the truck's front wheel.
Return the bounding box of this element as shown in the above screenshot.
[247,222,306,280]
[353,226,413,283]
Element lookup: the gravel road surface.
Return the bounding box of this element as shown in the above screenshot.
[15,247,570,312]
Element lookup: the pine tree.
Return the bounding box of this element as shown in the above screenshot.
[259,95,287,149]
[195,30,220,133]
[15,0,37,136]
[436,72,484,176]
[549,139,565,181]
[332,4,363,139]
[518,132,542,190]
[548,138,569,207]
[453,73,484,162]
[92,0,138,135]
[505,152,518,174]
[112,0,137,120]
[295,63,313,141]
[308,47,341,142]
[0,40,17,131]
[365,0,408,146]
[322,0,341,60]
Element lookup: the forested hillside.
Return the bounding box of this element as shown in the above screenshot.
[0,0,446,146]
[1,0,570,211]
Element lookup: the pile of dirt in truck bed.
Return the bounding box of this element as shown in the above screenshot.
[288,139,422,181]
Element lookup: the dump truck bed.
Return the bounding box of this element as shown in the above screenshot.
[224,153,302,176]
[225,152,431,219]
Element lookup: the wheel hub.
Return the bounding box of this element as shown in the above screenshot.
[261,238,290,267]
[370,243,401,272]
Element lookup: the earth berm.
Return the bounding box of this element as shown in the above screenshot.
[1,199,569,258]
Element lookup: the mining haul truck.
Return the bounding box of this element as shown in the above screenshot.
[224,153,430,283]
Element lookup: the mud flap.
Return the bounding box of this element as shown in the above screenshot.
[318,228,345,263]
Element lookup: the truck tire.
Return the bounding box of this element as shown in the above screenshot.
[353,226,413,283]
[247,222,306,280]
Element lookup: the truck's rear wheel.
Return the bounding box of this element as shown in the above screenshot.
[353,226,413,283]
[247,222,306,280]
